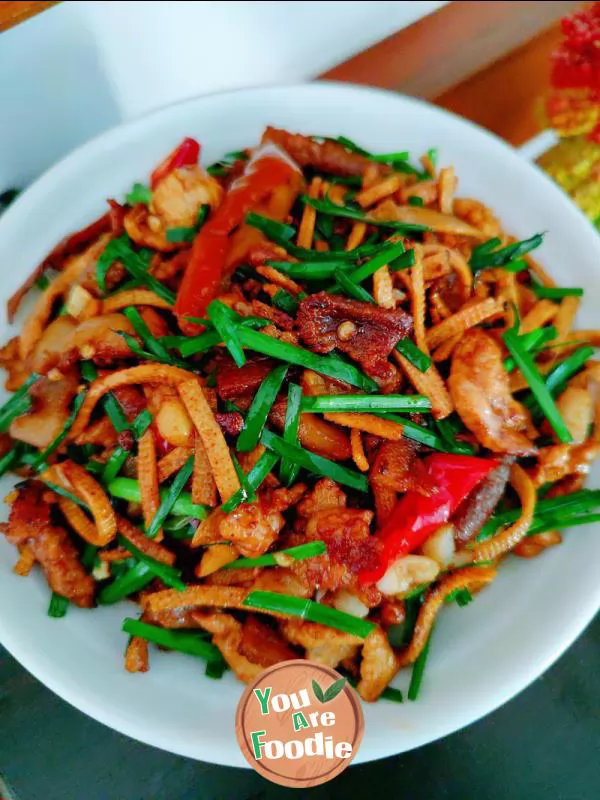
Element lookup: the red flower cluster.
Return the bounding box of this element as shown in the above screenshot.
[551,2,600,97]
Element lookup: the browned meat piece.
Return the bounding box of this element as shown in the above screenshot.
[263,127,388,178]
[370,439,434,526]
[216,356,275,401]
[295,506,382,597]
[218,485,306,558]
[239,616,298,666]
[10,372,79,449]
[3,484,94,607]
[297,293,413,380]
[452,458,512,544]
[448,329,537,455]
[297,478,347,517]
[531,442,600,488]
[215,411,244,436]
[280,619,361,668]
[250,299,295,331]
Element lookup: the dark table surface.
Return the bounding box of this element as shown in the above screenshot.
[1,615,598,800]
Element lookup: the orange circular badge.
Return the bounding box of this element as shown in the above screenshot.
[236,659,364,787]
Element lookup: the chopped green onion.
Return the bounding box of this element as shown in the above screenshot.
[243,590,375,638]
[236,327,377,392]
[266,259,351,280]
[117,534,186,590]
[97,236,175,304]
[106,476,208,519]
[103,393,131,434]
[206,300,246,368]
[261,429,368,492]
[470,233,544,273]
[544,346,595,395]
[343,240,407,287]
[225,541,326,570]
[146,456,194,539]
[445,587,473,607]
[48,593,69,618]
[35,274,50,290]
[130,409,153,440]
[332,135,371,156]
[237,364,288,452]
[377,413,448,451]
[532,285,583,300]
[426,148,438,172]
[0,374,39,433]
[408,626,434,701]
[31,391,87,471]
[80,360,98,382]
[205,657,229,679]
[122,618,221,662]
[334,269,374,303]
[123,306,174,364]
[435,415,476,455]
[526,511,600,536]
[221,450,280,514]
[503,326,558,372]
[301,394,431,413]
[98,563,154,604]
[380,686,404,703]
[302,195,429,233]
[478,488,600,541]
[280,383,302,486]
[101,447,128,483]
[395,338,431,372]
[0,445,22,478]
[231,453,257,506]
[503,328,572,443]
[272,289,301,316]
[408,196,424,207]
[371,151,410,163]
[125,183,152,206]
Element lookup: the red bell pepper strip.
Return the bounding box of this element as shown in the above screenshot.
[175,143,300,333]
[150,137,201,189]
[359,453,499,585]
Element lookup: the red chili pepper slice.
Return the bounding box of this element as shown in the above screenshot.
[359,453,499,585]
[150,137,201,189]
[175,143,300,333]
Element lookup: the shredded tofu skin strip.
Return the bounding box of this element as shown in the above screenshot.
[427,297,504,350]
[350,428,369,472]
[178,379,241,502]
[296,176,322,249]
[472,464,536,562]
[410,251,429,354]
[323,412,404,440]
[192,431,217,506]
[398,566,497,667]
[394,352,453,420]
[138,429,163,540]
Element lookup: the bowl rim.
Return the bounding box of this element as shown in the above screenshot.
[1,81,599,767]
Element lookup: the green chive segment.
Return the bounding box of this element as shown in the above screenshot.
[503,328,572,443]
[146,457,194,539]
[243,590,375,638]
[301,394,431,413]
[237,365,288,452]
[106,477,207,519]
[0,374,39,433]
[122,618,221,662]
[261,429,368,492]
[206,300,246,368]
[225,541,326,570]
[280,383,302,486]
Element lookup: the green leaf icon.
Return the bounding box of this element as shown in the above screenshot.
[312,679,325,703]
[323,677,346,702]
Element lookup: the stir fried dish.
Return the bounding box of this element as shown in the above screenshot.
[1,129,599,703]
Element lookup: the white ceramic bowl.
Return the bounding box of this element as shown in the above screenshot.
[0,84,598,767]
